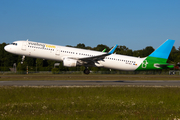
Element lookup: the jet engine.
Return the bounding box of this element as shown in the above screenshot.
[63,58,77,67]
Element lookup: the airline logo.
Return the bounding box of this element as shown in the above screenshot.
[45,44,56,49]
[28,42,45,48]
[142,60,148,68]
[28,41,56,49]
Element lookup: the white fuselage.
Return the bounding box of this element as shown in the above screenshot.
[4,40,145,71]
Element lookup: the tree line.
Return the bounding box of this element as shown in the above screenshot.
[0,42,180,72]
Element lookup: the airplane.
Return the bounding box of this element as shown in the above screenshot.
[4,39,175,74]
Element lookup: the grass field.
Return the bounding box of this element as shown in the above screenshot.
[0,74,180,119]
[0,74,180,81]
[1,86,180,119]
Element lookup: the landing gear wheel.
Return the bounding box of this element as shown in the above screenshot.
[84,69,90,74]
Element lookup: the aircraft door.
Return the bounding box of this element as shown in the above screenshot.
[21,41,27,50]
[55,47,60,55]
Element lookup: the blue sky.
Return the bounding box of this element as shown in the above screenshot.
[0,0,180,50]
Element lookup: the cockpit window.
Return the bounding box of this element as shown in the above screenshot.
[11,43,17,45]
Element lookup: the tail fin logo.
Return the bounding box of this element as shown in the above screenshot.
[142,60,148,68]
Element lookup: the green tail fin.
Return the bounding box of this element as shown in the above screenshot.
[136,39,175,70]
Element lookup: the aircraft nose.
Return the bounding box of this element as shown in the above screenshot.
[4,45,11,52]
[4,45,16,53]
[4,45,8,51]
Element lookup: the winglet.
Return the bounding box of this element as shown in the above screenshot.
[108,45,118,54]
[102,48,106,52]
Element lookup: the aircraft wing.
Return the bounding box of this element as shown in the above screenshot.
[78,53,111,61]
[68,45,117,62]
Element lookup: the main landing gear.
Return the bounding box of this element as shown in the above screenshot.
[83,67,90,74]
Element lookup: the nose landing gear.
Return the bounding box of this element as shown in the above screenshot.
[21,56,25,64]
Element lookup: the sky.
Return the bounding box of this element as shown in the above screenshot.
[0,0,180,50]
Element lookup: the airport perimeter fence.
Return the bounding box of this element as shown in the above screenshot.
[0,70,179,75]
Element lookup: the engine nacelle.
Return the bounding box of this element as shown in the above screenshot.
[63,58,77,67]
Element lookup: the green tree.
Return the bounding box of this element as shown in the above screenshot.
[126,49,133,56]
[76,43,85,48]
[168,46,179,64]
[133,50,142,57]
[93,44,110,52]
[17,61,28,72]
[25,57,35,66]
[36,58,43,67]
[116,45,129,55]
[141,46,154,57]
[0,43,19,70]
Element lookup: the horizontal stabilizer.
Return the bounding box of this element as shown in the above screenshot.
[154,63,174,68]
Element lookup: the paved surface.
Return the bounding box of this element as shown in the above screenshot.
[1,80,180,86]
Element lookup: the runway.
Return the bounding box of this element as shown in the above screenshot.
[1,80,180,87]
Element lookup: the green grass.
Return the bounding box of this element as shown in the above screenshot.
[0,86,180,119]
